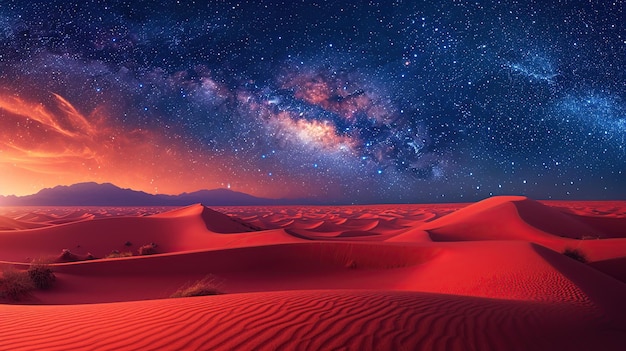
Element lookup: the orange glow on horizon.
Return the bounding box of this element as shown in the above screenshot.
[0,92,300,198]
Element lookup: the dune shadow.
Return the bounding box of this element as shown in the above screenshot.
[531,243,626,325]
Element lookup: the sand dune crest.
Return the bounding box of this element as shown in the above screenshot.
[1,198,625,350]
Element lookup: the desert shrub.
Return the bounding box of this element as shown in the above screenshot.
[28,263,56,290]
[1,262,57,301]
[0,269,34,300]
[105,250,133,258]
[138,243,158,256]
[563,248,588,263]
[58,249,80,262]
[170,275,223,298]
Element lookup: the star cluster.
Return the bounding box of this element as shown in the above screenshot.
[0,0,623,202]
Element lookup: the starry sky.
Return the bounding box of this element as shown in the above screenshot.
[0,0,624,203]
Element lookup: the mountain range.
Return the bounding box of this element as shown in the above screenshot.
[0,182,316,206]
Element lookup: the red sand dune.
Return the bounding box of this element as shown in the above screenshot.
[0,215,50,230]
[1,196,626,350]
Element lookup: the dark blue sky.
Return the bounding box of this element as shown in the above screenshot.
[0,0,624,203]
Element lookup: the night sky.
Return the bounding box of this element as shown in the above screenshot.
[0,0,624,203]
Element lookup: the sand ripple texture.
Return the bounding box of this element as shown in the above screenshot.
[1,196,626,350]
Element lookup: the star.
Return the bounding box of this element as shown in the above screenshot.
[0,0,622,202]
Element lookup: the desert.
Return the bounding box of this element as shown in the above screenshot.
[1,196,625,350]
[1,0,624,350]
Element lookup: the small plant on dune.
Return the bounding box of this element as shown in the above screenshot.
[1,261,57,301]
[563,248,588,263]
[138,242,158,256]
[170,275,223,298]
[58,248,80,262]
[105,250,133,259]
[27,262,56,290]
[0,269,34,301]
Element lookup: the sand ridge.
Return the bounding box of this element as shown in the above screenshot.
[1,197,625,350]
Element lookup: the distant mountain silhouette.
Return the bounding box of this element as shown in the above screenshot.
[0,182,316,206]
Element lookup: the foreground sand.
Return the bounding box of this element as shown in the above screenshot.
[1,196,625,350]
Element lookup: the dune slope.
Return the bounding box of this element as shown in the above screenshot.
[1,198,625,350]
[1,291,624,351]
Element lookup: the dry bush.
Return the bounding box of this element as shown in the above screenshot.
[58,249,80,262]
[138,243,158,256]
[1,262,57,301]
[563,248,588,263]
[106,250,133,258]
[28,263,56,290]
[170,275,223,298]
[0,269,34,301]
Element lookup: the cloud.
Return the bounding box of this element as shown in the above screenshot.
[0,92,219,196]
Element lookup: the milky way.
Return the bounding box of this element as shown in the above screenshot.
[0,0,623,202]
